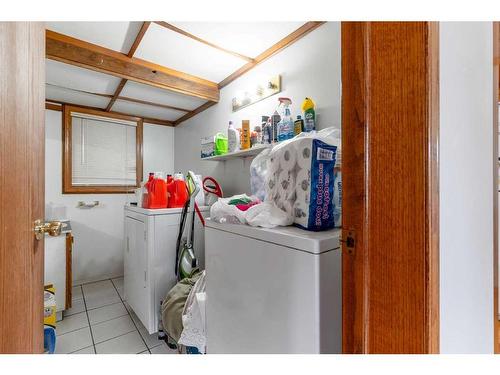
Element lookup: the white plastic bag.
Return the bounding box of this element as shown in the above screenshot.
[250,147,272,202]
[245,201,293,228]
[209,195,293,228]
[209,194,252,224]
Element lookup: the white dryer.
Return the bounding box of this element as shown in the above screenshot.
[205,220,341,354]
[123,205,208,334]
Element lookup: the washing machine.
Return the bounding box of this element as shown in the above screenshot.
[205,220,341,354]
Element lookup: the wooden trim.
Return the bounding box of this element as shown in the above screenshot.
[106,22,152,112]
[105,79,127,111]
[47,83,113,99]
[136,119,144,186]
[341,22,439,353]
[46,30,220,102]
[46,82,190,113]
[218,22,325,89]
[62,104,144,194]
[65,104,142,123]
[426,22,440,354]
[65,233,73,310]
[341,22,368,354]
[174,22,325,125]
[117,96,190,112]
[128,21,151,58]
[46,102,62,111]
[48,99,174,127]
[173,101,216,126]
[154,21,254,62]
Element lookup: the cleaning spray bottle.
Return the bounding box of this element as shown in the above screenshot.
[301,97,316,132]
[276,97,294,142]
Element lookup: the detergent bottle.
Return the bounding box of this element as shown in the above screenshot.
[227,121,240,153]
[143,173,154,208]
[147,172,168,209]
[276,97,294,142]
[168,173,189,208]
[301,97,316,132]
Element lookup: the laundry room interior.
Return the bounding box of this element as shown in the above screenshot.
[43,21,342,354]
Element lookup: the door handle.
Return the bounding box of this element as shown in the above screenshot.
[34,220,62,240]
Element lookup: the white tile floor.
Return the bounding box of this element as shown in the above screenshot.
[55,278,177,354]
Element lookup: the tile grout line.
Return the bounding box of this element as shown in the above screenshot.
[110,278,152,354]
[74,275,124,289]
[57,311,131,338]
[65,300,123,317]
[79,284,97,354]
[68,345,95,354]
[92,328,138,347]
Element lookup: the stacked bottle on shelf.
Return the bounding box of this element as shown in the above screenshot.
[201,96,318,158]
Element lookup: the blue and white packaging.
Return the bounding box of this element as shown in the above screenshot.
[265,127,342,231]
[293,138,339,231]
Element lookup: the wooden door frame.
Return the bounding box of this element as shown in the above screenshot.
[341,22,440,353]
[0,22,45,353]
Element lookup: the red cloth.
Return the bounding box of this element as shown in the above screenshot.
[235,200,261,211]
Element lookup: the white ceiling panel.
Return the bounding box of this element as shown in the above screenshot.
[134,23,247,82]
[112,99,185,121]
[46,85,110,109]
[46,22,143,53]
[120,81,205,111]
[46,60,121,95]
[169,22,304,58]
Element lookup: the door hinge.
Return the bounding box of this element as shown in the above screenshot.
[144,231,147,241]
[340,230,356,255]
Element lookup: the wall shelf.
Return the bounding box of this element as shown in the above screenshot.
[201,144,271,161]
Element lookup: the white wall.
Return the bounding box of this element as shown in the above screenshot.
[174,22,341,196]
[439,22,494,353]
[45,109,175,284]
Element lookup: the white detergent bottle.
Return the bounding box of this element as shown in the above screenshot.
[227,120,240,153]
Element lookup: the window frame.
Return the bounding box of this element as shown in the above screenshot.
[62,104,143,194]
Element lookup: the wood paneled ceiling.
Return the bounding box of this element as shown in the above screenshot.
[45,21,325,126]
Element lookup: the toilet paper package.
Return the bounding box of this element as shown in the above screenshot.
[294,138,339,231]
[260,127,341,231]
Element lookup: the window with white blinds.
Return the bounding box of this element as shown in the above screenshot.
[71,112,137,186]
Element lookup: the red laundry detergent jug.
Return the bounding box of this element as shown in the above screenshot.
[145,173,168,209]
[167,175,189,208]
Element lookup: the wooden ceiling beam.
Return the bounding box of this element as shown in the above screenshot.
[106,22,152,112]
[175,21,326,126]
[105,78,128,111]
[46,29,220,102]
[154,21,254,63]
[46,99,175,127]
[127,21,151,58]
[47,83,191,113]
[116,96,190,113]
[173,101,217,126]
[47,83,113,98]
